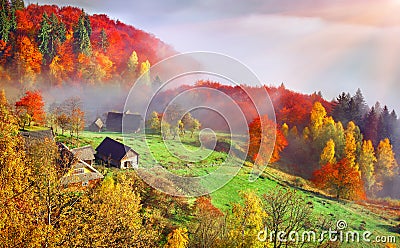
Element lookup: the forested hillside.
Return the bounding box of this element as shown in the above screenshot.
[0,1,175,86]
[149,81,400,200]
[1,1,399,246]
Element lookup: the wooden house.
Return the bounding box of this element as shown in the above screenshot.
[60,160,104,187]
[88,118,104,132]
[105,112,142,133]
[21,129,54,147]
[57,143,103,188]
[95,137,139,169]
[71,145,96,165]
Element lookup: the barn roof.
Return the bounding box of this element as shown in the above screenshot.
[105,112,143,132]
[60,160,104,185]
[71,145,95,161]
[95,137,138,161]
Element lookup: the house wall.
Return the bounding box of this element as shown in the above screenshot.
[121,150,138,169]
[96,154,121,168]
[121,156,138,169]
[96,150,138,169]
[66,166,92,177]
[67,179,101,189]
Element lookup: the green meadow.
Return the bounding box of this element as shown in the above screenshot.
[59,130,399,247]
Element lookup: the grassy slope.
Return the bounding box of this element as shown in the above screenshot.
[211,166,399,247]
[66,131,399,247]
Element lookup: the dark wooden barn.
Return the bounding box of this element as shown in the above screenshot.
[95,137,139,169]
[105,112,142,133]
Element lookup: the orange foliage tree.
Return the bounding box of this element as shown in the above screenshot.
[248,115,288,165]
[191,196,224,247]
[15,90,45,125]
[313,158,365,200]
[15,35,42,82]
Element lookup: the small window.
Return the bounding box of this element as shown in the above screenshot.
[82,181,89,187]
[124,161,131,168]
[73,168,85,175]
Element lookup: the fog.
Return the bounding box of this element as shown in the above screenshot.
[2,81,129,124]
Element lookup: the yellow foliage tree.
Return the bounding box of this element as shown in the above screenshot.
[281,123,289,137]
[310,102,327,138]
[0,90,161,246]
[60,175,159,247]
[77,52,114,83]
[127,51,138,72]
[333,121,346,159]
[320,139,336,166]
[15,36,42,84]
[289,126,298,137]
[0,90,36,246]
[221,191,266,248]
[302,126,310,140]
[95,52,114,81]
[376,138,398,179]
[359,140,377,192]
[140,59,151,84]
[165,228,189,248]
[345,122,358,171]
[49,55,65,84]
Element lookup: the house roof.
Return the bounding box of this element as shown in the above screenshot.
[71,145,95,161]
[60,160,104,185]
[92,118,104,128]
[96,137,138,161]
[105,112,143,132]
[56,142,76,171]
[20,129,54,140]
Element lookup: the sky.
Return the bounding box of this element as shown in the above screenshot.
[27,0,400,109]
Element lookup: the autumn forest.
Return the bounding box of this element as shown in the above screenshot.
[1,1,399,247]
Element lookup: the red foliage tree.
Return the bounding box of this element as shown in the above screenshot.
[15,90,46,125]
[313,158,365,200]
[248,115,288,165]
[267,85,332,129]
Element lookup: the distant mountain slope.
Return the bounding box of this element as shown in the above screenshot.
[0,3,176,86]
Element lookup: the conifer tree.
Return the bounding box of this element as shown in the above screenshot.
[0,0,11,42]
[38,13,51,60]
[364,107,379,146]
[378,105,391,143]
[332,92,351,126]
[98,28,109,52]
[73,11,92,55]
[38,13,66,64]
[11,0,24,10]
